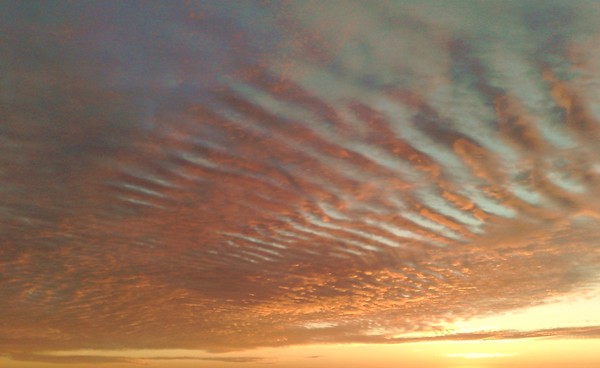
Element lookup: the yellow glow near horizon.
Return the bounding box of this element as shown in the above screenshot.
[13,338,598,368]
[15,286,600,368]
[446,352,517,359]
[446,284,600,334]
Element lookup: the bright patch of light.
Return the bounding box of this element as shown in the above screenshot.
[446,352,517,359]
[304,322,337,329]
[447,283,600,334]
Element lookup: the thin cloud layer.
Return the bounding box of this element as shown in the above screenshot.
[9,353,266,365]
[2,0,600,362]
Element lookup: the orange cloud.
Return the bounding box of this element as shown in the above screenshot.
[2,2,600,367]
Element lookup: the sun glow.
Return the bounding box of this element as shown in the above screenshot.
[446,352,517,359]
[445,284,600,335]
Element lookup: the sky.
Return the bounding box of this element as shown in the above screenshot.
[2,0,600,367]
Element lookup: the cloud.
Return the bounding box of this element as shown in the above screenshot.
[12,325,600,365]
[145,356,265,363]
[392,325,600,343]
[8,353,135,365]
[2,0,600,362]
[9,353,266,365]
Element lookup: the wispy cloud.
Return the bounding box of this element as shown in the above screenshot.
[8,353,136,365]
[386,325,600,344]
[10,353,267,365]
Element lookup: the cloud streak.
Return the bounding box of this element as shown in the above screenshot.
[9,353,266,365]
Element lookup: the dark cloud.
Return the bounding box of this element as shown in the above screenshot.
[1,0,600,362]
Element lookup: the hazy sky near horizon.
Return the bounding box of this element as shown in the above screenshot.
[2,0,600,367]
